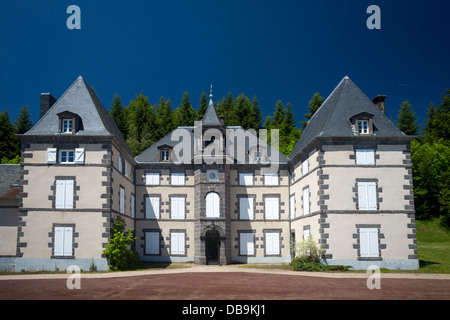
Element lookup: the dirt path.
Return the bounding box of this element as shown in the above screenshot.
[0,271,449,300]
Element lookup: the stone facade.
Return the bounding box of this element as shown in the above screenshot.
[0,76,419,271]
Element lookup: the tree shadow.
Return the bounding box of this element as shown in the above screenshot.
[419,259,440,268]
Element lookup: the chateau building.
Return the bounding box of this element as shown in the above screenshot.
[0,76,419,271]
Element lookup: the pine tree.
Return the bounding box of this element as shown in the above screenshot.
[0,110,20,160]
[178,92,196,126]
[217,92,235,125]
[14,105,33,134]
[126,93,156,156]
[156,97,175,140]
[301,93,324,131]
[251,96,263,130]
[109,94,129,140]
[396,100,419,136]
[196,92,208,120]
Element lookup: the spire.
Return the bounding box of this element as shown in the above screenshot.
[201,84,223,127]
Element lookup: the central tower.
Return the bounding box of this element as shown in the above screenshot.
[194,86,231,265]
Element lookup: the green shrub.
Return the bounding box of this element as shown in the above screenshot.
[290,257,352,272]
[103,216,140,271]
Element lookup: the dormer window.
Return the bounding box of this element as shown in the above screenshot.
[57,111,82,134]
[255,150,262,161]
[350,112,374,136]
[157,144,173,162]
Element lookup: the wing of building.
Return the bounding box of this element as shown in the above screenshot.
[0,76,419,271]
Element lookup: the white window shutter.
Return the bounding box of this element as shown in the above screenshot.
[63,227,73,256]
[303,228,310,240]
[171,173,185,185]
[367,182,377,210]
[247,233,254,255]
[171,232,184,255]
[302,160,309,176]
[124,162,128,176]
[369,228,379,257]
[178,198,185,219]
[146,232,159,254]
[360,228,379,258]
[120,187,125,214]
[47,148,57,164]
[55,180,65,209]
[146,173,160,185]
[290,195,295,219]
[365,150,375,165]
[356,149,365,165]
[178,232,185,255]
[239,173,253,186]
[264,173,278,185]
[358,182,368,210]
[146,197,159,219]
[240,233,254,255]
[74,148,85,164]
[267,233,280,255]
[54,227,64,256]
[131,194,135,218]
[65,180,74,209]
[360,228,370,257]
[303,188,310,215]
[266,198,279,220]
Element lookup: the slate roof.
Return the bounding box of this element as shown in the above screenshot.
[201,92,224,127]
[289,76,408,160]
[23,76,132,155]
[135,126,288,164]
[0,164,21,198]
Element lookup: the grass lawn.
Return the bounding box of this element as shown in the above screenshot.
[414,219,450,273]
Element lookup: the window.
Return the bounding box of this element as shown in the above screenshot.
[265,232,280,255]
[55,180,74,209]
[265,197,279,220]
[303,228,310,241]
[239,197,254,220]
[171,172,185,186]
[62,119,73,133]
[131,194,135,218]
[358,182,377,211]
[160,149,170,161]
[145,231,160,255]
[239,173,253,186]
[264,173,278,186]
[356,149,375,165]
[54,226,73,257]
[146,172,160,185]
[239,232,254,255]
[170,232,185,255]
[359,228,379,258]
[302,160,309,176]
[119,187,125,214]
[146,196,160,219]
[59,150,75,163]
[303,188,310,216]
[171,197,185,220]
[358,120,369,134]
[206,192,220,218]
[290,195,295,219]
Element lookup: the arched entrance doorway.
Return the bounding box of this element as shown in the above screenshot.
[204,230,220,265]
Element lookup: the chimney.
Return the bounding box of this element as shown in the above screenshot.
[372,95,386,115]
[40,93,56,119]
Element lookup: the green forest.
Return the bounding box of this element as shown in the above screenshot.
[1,89,449,228]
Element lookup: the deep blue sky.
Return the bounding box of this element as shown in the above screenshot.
[1,0,449,130]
